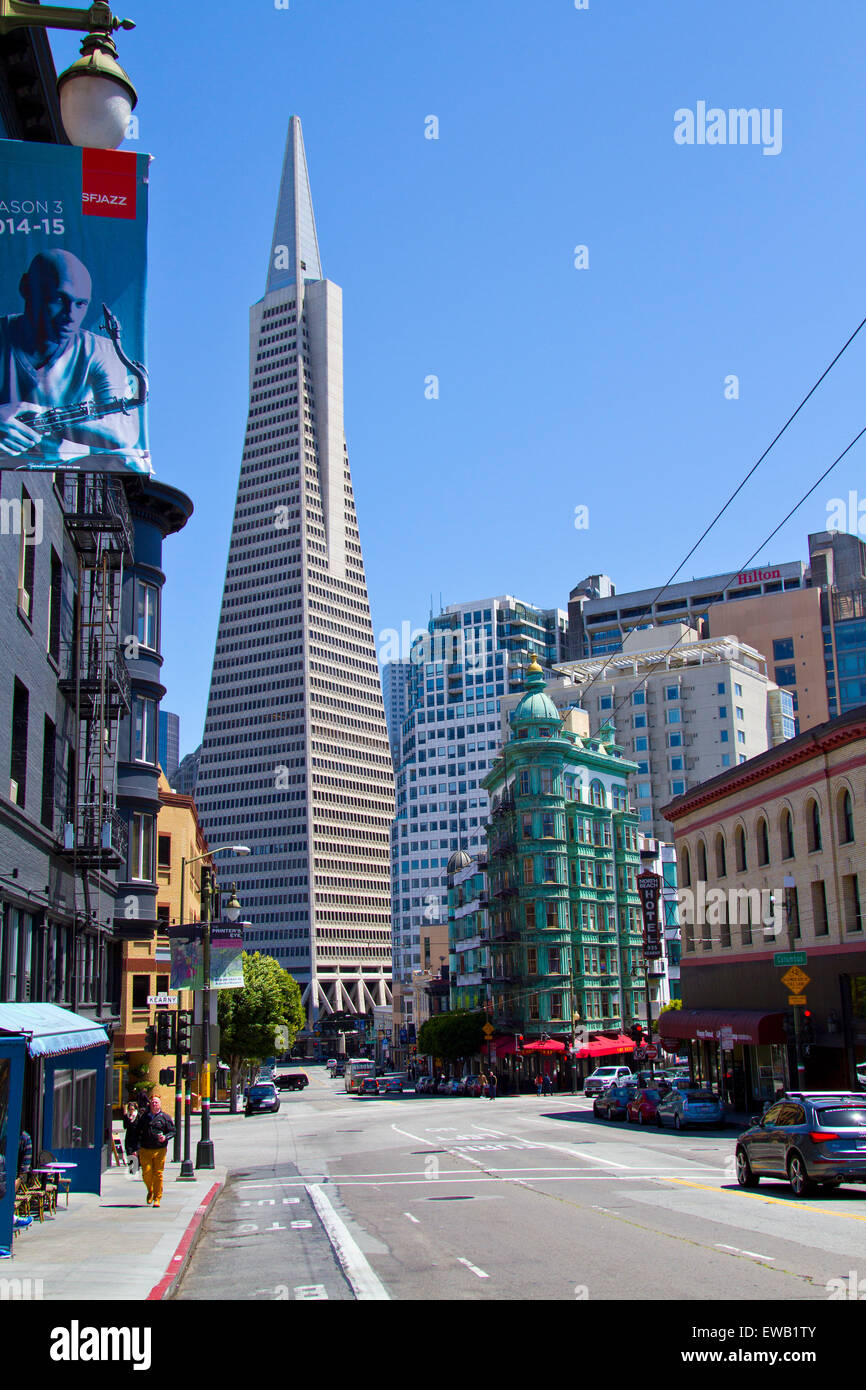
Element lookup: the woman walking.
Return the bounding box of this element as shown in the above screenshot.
[122,1101,139,1176]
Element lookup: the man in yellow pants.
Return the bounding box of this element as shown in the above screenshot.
[135,1096,175,1208]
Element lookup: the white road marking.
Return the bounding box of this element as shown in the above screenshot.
[294,1285,328,1300]
[458,1257,490,1279]
[291,1220,313,1229]
[404,1213,420,1223]
[306,1184,390,1301]
[715,1244,775,1261]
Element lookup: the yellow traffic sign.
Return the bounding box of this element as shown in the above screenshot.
[781,966,810,994]
[482,1023,495,1039]
[788,994,807,1006]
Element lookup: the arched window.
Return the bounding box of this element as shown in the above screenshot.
[590,779,605,807]
[807,799,822,853]
[838,789,854,844]
[715,833,727,878]
[781,809,795,860]
[697,839,707,881]
[735,826,747,873]
[757,817,770,867]
[681,844,691,888]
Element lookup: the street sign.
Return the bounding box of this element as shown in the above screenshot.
[774,952,807,968]
[645,1046,658,1059]
[781,966,810,994]
[147,993,177,1006]
[482,1023,494,1039]
[788,994,807,1006]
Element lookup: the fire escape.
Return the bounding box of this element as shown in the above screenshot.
[57,472,133,876]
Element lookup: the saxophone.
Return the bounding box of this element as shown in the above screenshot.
[16,303,148,437]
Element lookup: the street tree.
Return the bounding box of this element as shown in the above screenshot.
[417,1011,486,1069]
[218,951,305,1111]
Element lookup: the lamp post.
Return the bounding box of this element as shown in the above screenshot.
[174,844,248,1173]
[0,1,137,149]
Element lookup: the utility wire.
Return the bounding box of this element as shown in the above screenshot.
[573,312,866,709]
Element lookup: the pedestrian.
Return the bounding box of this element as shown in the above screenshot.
[135,1095,175,1208]
[542,1073,552,1097]
[488,1072,497,1101]
[479,1071,488,1098]
[17,1129,32,1176]
[535,1073,543,1099]
[122,1101,139,1177]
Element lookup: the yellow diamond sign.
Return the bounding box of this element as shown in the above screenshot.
[781,966,810,995]
[482,1023,495,1039]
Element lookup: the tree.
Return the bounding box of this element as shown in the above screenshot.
[658,999,682,1015]
[218,952,305,1112]
[417,1011,486,1067]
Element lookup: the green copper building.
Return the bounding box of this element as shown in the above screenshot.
[482,656,644,1050]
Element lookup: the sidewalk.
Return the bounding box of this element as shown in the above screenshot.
[6,1151,227,1300]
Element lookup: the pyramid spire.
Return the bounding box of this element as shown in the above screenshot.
[266,115,323,294]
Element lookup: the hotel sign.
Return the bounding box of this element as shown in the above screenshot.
[637,870,663,961]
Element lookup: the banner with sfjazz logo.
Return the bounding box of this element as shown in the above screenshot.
[0,140,150,474]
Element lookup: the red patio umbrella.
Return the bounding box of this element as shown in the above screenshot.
[521,1039,567,1053]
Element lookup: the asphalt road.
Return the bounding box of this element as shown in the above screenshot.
[174,1067,866,1303]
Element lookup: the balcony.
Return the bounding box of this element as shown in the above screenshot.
[61,472,134,558]
[59,803,128,868]
[58,640,131,717]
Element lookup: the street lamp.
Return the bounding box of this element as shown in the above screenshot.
[0,2,137,149]
[176,845,249,1172]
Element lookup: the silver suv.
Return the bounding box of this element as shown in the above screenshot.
[584,1066,634,1097]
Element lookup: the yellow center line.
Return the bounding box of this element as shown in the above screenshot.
[658,1175,866,1223]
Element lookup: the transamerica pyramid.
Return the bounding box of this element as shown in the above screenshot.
[195,117,394,1026]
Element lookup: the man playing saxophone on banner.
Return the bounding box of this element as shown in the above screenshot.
[0,249,143,468]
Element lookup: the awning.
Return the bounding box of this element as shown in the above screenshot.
[575,1033,636,1059]
[0,1003,109,1059]
[522,1040,567,1054]
[657,1009,786,1047]
[493,1037,518,1058]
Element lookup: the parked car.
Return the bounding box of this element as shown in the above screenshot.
[415,1075,435,1094]
[245,1082,280,1117]
[459,1075,483,1097]
[593,1083,638,1120]
[657,1087,725,1130]
[358,1078,380,1097]
[382,1077,403,1094]
[735,1091,866,1197]
[585,1066,634,1098]
[275,1072,308,1091]
[627,1087,663,1126]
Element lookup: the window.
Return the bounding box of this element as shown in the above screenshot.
[519,770,530,795]
[525,902,536,930]
[757,817,770,866]
[132,974,149,1008]
[843,875,862,933]
[781,809,795,859]
[667,733,682,748]
[669,756,684,771]
[590,780,605,807]
[812,880,829,936]
[545,901,558,928]
[665,685,679,701]
[157,834,171,870]
[41,716,56,830]
[538,768,553,795]
[774,665,797,687]
[735,826,747,873]
[807,799,822,853]
[130,812,154,882]
[634,737,648,752]
[599,696,612,711]
[541,811,555,838]
[51,1067,97,1150]
[527,947,538,974]
[549,992,563,1020]
[48,549,62,663]
[715,834,727,877]
[133,696,158,764]
[838,789,854,845]
[17,487,35,620]
[666,709,681,724]
[633,714,647,729]
[523,857,534,886]
[136,581,160,650]
[736,706,744,720]
[543,855,558,882]
[549,947,561,974]
[720,730,729,743]
[638,782,651,800]
[737,731,746,744]
[773,638,795,661]
[10,677,28,807]
[632,691,645,706]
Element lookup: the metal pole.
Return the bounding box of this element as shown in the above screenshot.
[196,865,214,1168]
[178,1065,194,1180]
[173,856,185,1162]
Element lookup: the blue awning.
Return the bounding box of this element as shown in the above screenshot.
[0,1004,109,1058]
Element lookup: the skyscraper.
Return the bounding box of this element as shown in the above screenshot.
[196,118,394,1023]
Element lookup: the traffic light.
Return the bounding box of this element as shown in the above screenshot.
[144,1025,157,1055]
[159,1068,175,1086]
[176,1010,193,1055]
[628,1023,644,1043]
[155,1010,175,1056]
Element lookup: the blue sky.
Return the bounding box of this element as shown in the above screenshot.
[51,1,866,756]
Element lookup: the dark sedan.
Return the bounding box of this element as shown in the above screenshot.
[735,1092,866,1197]
[593,1083,637,1120]
[244,1082,281,1117]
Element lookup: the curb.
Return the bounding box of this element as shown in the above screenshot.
[146,1180,223,1301]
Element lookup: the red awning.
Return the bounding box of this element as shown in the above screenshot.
[493,1037,518,1058]
[522,1039,567,1054]
[575,1033,636,1059]
[657,1009,786,1047]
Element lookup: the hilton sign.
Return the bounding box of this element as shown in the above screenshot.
[736,569,781,585]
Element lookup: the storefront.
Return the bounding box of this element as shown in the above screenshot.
[0,1033,26,1256]
[0,1004,110,1195]
[658,1009,789,1113]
